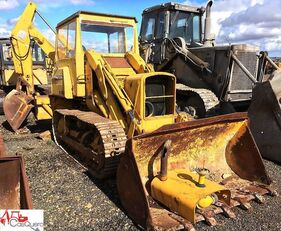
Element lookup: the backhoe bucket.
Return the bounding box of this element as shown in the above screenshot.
[117,113,273,230]
[3,90,33,131]
[248,72,281,162]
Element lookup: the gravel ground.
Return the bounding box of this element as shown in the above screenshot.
[1,114,281,231]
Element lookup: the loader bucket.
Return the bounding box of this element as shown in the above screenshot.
[3,90,33,131]
[248,73,281,162]
[0,133,5,157]
[0,89,5,115]
[0,156,32,209]
[117,113,273,229]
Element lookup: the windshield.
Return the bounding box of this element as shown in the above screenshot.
[2,44,12,62]
[169,12,201,43]
[81,21,134,54]
[32,45,45,62]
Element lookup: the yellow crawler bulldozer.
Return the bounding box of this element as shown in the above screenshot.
[8,2,276,229]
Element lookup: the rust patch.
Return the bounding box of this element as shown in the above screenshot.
[3,90,33,131]
[118,113,274,230]
[0,133,5,157]
[0,156,32,209]
[103,57,131,68]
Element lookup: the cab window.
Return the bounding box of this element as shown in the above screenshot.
[156,12,165,39]
[169,12,201,43]
[141,14,156,41]
[80,21,134,54]
[2,44,12,62]
[57,21,76,59]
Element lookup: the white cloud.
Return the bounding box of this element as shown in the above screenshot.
[30,0,94,9]
[214,0,281,54]
[0,17,11,37]
[183,0,281,55]
[7,17,19,26]
[0,28,10,37]
[0,0,19,10]
[70,0,94,5]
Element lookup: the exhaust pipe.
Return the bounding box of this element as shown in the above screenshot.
[203,1,213,47]
[159,140,172,181]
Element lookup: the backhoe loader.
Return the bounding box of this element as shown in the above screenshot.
[3,5,56,131]
[8,2,276,230]
[139,1,281,162]
[0,37,49,115]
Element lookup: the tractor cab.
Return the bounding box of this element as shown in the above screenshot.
[140,2,206,64]
[0,38,47,86]
[53,11,139,98]
[140,3,203,44]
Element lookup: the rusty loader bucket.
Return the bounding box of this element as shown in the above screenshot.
[117,113,275,230]
[248,72,281,162]
[0,134,32,209]
[0,156,32,209]
[3,89,34,131]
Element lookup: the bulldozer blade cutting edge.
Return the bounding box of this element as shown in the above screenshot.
[3,89,34,131]
[248,72,281,163]
[117,113,274,230]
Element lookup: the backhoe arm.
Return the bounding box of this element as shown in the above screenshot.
[10,2,55,94]
[10,2,36,94]
[4,2,55,131]
[29,26,55,61]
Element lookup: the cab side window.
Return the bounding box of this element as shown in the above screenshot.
[141,14,156,41]
[57,21,76,59]
[156,12,165,39]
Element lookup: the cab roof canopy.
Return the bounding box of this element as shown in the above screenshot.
[57,11,137,28]
[142,2,205,15]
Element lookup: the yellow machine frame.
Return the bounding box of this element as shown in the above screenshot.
[52,11,180,137]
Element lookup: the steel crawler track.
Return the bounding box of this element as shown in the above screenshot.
[53,109,127,178]
[176,83,220,114]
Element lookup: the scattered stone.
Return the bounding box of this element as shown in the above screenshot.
[0,114,280,231]
[38,130,52,141]
[15,127,30,135]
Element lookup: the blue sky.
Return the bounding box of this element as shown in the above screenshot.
[1,0,281,56]
[1,0,196,30]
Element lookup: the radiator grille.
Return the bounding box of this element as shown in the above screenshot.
[228,51,257,101]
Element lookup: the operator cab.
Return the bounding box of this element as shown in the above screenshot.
[56,11,138,59]
[140,2,204,64]
[0,38,46,86]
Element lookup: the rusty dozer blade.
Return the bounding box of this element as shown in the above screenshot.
[117,113,273,230]
[248,71,281,162]
[3,89,34,131]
